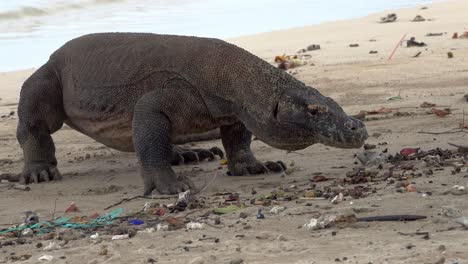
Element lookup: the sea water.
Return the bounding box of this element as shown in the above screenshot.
[0,0,434,71]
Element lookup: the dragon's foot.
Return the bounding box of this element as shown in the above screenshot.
[171,146,224,165]
[228,159,286,176]
[143,169,195,195]
[20,163,62,184]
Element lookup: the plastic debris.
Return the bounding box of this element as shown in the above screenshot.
[380,13,397,23]
[406,184,417,192]
[442,206,463,218]
[111,234,129,240]
[453,217,468,228]
[186,222,205,230]
[400,148,419,156]
[303,214,338,230]
[448,185,467,195]
[388,95,402,101]
[432,108,451,117]
[43,242,61,251]
[156,223,169,231]
[137,227,155,234]
[21,228,33,237]
[356,150,389,166]
[1,208,123,236]
[213,205,245,215]
[270,206,286,214]
[64,202,79,213]
[256,209,265,219]
[176,190,191,209]
[331,193,344,204]
[90,233,99,239]
[142,201,155,212]
[24,211,39,225]
[128,219,144,225]
[38,255,54,261]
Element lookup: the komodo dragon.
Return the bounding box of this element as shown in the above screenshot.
[17,33,368,195]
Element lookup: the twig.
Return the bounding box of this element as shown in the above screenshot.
[418,129,468,135]
[51,198,58,221]
[192,173,219,195]
[104,195,146,210]
[357,214,427,222]
[286,151,305,156]
[398,231,430,239]
[462,108,465,132]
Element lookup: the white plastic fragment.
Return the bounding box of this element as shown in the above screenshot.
[450,185,467,195]
[303,214,338,231]
[142,202,153,212]
[156,223,169,231]
[137,227,155,234]
[111,234,129,240]
[331,193,344,204]
[186,222,205,230]
[38,255,54,261]
[441,206,463,218]
[43,242,61,251]
[90,233,99,239]
[270,206,286,214]
[21,228,33,237]
[176,190,191,207]
[454,217,468,228]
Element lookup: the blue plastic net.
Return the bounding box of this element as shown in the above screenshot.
[0,208,123,235]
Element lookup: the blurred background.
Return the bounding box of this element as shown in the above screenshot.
[0,0,434,71]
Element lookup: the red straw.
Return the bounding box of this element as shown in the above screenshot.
[388,33,407,60]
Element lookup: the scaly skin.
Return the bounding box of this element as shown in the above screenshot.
[17,33,368,195]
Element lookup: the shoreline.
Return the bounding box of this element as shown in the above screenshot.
[0,0,448,73]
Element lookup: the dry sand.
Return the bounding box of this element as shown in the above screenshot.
[1,0,468,263]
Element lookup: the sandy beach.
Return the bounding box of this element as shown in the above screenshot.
[1,0,468,263]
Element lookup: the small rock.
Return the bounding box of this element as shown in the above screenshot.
[447,52,454,58]
[38,255,54,261]
[157,223,169,231]
[270,206,286,214]
[412,15,426,22]
[137,228,156,234]
[277,234,288,241]
[349,44,359,47]
[43,242,61,251]
[186,222,205,230]
[405,243,416,249]
[363,144,376,150]
[307,44,321,51]
[189,257,205,264]
[230,258,244,264]
[111,234,129,240]
[239,212,248,219]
